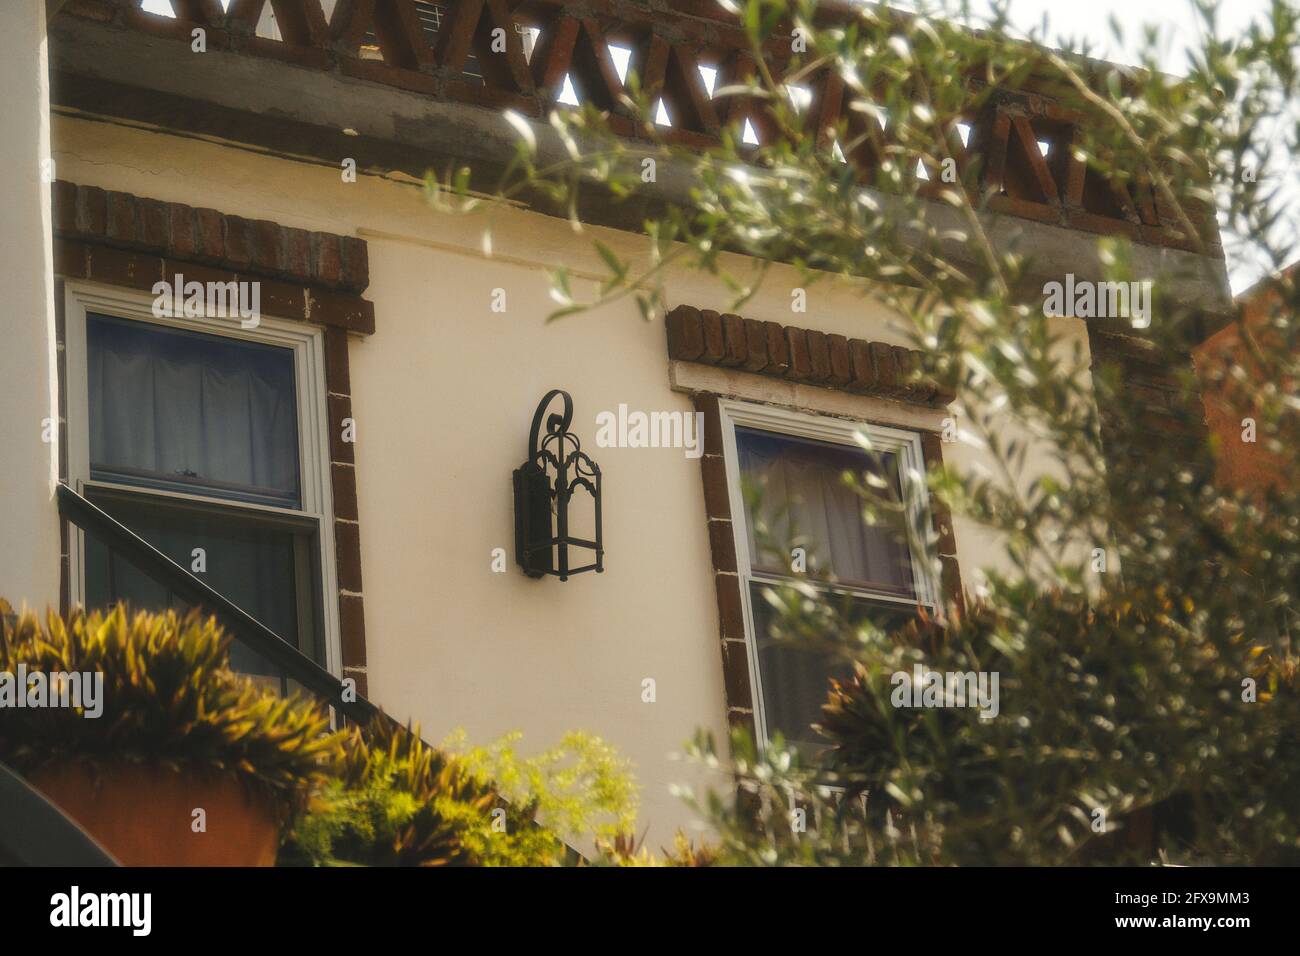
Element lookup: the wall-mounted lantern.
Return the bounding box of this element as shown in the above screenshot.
[513,389,603,581]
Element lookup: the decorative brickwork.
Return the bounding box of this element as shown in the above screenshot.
[666,304,955,406]
[690,393,758,740]
[51,181,373,335]
[51,181,372,691]
[60,0,1217,253]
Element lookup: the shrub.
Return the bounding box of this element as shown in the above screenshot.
[282,723,641,866]
[0,604,339,816]
[821,590,1300,864]
[446,728,639,858]
[679,588,1300,866]
[279,718,501,866]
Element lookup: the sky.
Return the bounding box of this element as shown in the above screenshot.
[918,0,1300,291]
[952,0,1259,70]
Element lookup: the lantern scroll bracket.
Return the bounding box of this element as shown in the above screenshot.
[512,389,604,581]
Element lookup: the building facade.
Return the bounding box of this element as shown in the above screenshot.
[3,0,1232,843]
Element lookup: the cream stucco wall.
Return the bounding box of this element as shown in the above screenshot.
[49,115,1094,843]
[0,1,61,615]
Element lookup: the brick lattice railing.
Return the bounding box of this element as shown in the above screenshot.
[61,0,1218,254]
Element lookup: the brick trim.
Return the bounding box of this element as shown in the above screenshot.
[920,433,966,616]
[667,305,955,406]
[323,328,368,698]
[692,391,966,748]
[51,182,371,691]
[692,393,757,741]
[51,180,369,293]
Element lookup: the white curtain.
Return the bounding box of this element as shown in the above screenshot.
[82,315,314,672]
[737,428,914,595]
[87,315,300,505]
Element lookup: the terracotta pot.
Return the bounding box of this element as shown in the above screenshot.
[31,762,279,866]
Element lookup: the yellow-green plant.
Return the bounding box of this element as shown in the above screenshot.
[446,728,639,856]
[283,723,642,866]
[591,830,720,867]
[0,604,340,815]
[281,718,504,866]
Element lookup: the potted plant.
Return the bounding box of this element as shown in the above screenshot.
[0,604,340,866]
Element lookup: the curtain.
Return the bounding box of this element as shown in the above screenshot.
[87,314,301,507]
[737,427,920,752]
[736,427,915,595]
[82,314,317,672]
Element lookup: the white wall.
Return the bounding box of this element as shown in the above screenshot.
[0,1,61,615]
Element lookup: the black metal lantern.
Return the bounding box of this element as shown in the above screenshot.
[513,389,603,580]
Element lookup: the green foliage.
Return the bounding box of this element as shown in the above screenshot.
[444,728,640,863]
[0,605,338,814]
[0,605,646,864]
[279,719,503,866]
[282,723,641,866]
[681,590,1300,866]
[590,830,721,867]
[820,592,1300,865]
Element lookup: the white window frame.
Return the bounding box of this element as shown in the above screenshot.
[717,397,939,748]
[62,280,343,677]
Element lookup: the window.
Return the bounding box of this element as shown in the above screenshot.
[64,284,341,677]
[719,400,937,754]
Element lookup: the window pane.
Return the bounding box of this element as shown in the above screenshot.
[87,314,301,508]
[736,427,916,597]
[750,582,916,754]
[82,491,324,671]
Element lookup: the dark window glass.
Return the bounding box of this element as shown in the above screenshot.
[83,490,324,673]
[749,583,918,755]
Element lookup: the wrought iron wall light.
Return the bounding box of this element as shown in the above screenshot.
[513,389,603,580]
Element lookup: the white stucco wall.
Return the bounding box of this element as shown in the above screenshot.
[49,115,1093,842]
[0,1,61,616]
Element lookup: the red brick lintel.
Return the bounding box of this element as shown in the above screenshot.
[51,180,374,334]
[666,304,954,407]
